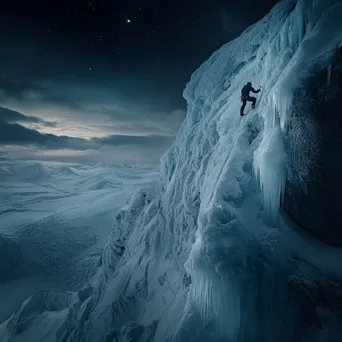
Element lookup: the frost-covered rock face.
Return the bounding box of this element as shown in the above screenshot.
[1,1,342,341]
[284,47,342,246]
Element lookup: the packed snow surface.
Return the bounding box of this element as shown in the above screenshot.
[1,0,342,341]
[0,161,158,324]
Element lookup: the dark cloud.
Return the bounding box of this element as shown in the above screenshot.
[93,134,174,148]
[0,104,91,150]
[0,121,93,150]
[0,78,29,98]
[0,77,43,100]
[0,106,58,127]
[0,108,175,152]
[0,76,83,111]
[98,106,185,136]
[0,80,185,137]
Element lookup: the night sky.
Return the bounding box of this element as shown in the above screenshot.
[0,0,279,165]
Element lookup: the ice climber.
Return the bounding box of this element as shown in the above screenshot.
[240,82,261,116]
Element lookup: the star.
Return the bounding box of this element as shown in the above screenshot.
[126,19,131,24]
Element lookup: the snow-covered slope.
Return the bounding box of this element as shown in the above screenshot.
[0,162,158,324]
[2,0,342,341]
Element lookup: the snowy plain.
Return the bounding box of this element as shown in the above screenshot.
[0,161,158,324]
[1,0,342,341]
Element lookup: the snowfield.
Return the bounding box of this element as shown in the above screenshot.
[1,0,342,341]
[0,161,158,324]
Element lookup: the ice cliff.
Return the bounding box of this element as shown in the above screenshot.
[1,0,342,341]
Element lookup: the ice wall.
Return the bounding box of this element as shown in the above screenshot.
[1,0,342,341]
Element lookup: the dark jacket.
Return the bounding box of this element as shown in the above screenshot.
[241,84,260,97]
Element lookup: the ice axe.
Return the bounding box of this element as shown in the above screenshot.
[258,85,264,91]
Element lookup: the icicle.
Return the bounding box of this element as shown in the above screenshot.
[254,126,288,223]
